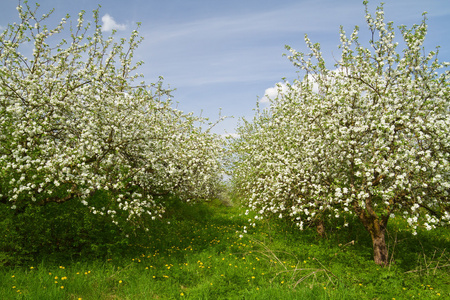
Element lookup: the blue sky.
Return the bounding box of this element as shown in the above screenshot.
[1,0,449,135]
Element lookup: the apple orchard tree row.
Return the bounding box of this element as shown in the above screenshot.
[230,2,449,266]
[0,2,224,227]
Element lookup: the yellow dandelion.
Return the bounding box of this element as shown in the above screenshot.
[180,293,185,296]
[60,286,64,289]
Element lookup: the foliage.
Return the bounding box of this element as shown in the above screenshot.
[0,1,223,230]
[0,191,132,266]
[230,2,450,265]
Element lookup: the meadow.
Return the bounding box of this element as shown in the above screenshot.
[1,198,449,299]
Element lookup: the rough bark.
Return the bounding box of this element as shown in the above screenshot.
[316,219,326,238]
[361,216,389,266]
[352,194,390,266]
[370,225,388,266]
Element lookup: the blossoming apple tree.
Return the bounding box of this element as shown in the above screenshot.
[0,2,223,227]
[231,2,450,266]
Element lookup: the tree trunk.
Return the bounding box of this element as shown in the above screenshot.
[316,219,326,238]
[357,210,389,266]
[370,226,388,266]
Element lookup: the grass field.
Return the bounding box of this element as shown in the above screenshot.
[1,198,449,299]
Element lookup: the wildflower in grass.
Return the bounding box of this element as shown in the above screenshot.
[180,293,184,296]
[61,286,64,289]
[119,280,123,283]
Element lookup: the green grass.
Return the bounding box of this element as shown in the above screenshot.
[1,199,449,299]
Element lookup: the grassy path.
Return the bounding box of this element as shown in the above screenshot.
[1,199,449,299]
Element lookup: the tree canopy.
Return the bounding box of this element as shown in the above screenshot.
[230,2,450,266]
[0,2,224,228]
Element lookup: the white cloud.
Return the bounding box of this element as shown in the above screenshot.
[260,82,289,104]
[101,14,127,32]
[221,133,240,139]
[260,67,361,104]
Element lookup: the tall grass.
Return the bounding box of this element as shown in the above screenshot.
[1,198,449,299]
